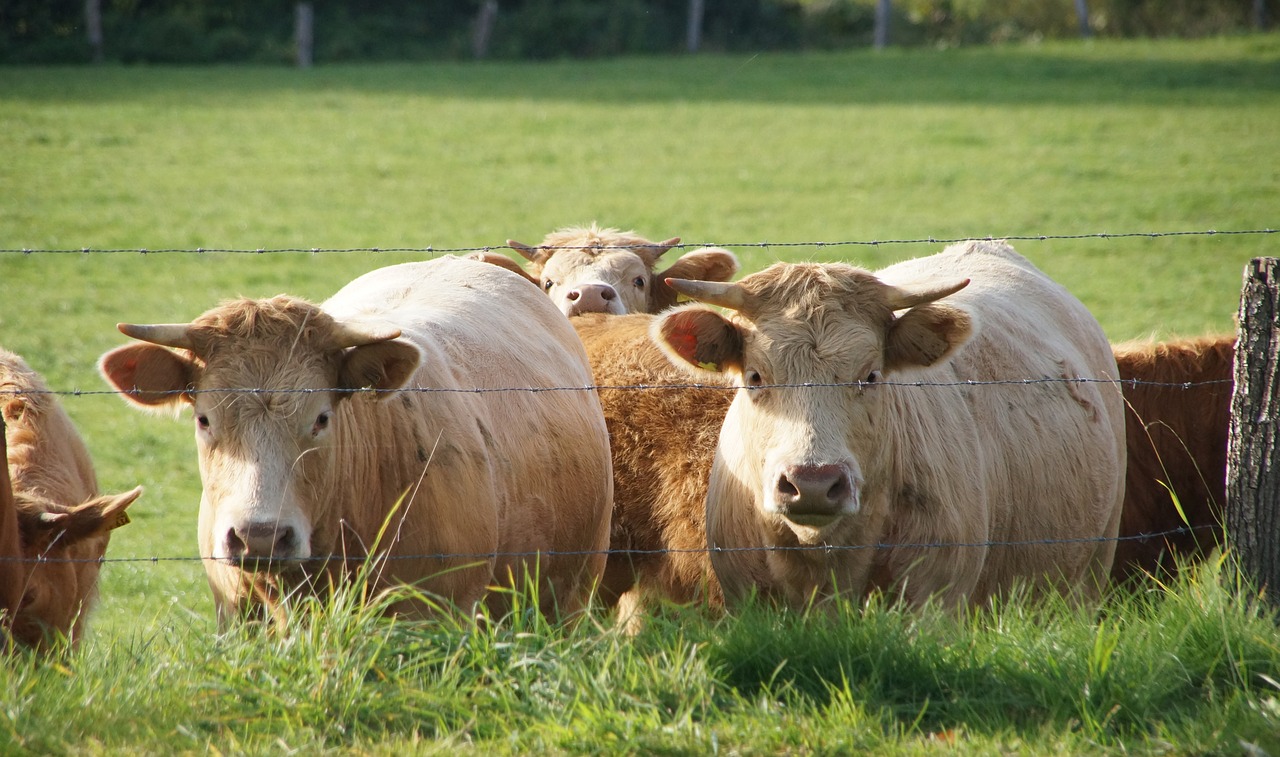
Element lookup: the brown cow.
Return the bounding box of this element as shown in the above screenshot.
[650,241,1127,610]
[1111,334,1233,583]
[99,257,613,628]
[571,313,730,623]
[1,348,141,650]
[473,224,739,316]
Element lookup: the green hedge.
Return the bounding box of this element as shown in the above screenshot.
[1,0,1275,65]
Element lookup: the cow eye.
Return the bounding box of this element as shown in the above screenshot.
[195,414,211,431]
[312,411,331,436]
[865,370,881,385]
[542,279,555,291]
[745,370,764,388]
[632,276,646,289]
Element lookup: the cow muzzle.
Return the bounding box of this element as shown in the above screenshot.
[221,521,309,567]
[562,283,622,316]
[769,463,860,527]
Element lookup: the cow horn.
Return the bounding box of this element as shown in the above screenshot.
[648,236,681,257]
[665,278,747,312]
[507,239,544,264]
[117,323,198,350]
[884,277,970,310]
[330,322,402,348]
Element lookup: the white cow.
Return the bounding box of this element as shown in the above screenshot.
[650,241,1126,610]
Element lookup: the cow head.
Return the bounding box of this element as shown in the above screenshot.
[485,224,739,316]
[7,487,140,650]
[98,296,420,619]
[650,263,972,546]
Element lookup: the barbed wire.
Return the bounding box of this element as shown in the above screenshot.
[0,524,1218,566]
[2,227,1275,256]
[0,375,1235,402]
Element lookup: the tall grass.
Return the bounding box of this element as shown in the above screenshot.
[2,557,1278,753]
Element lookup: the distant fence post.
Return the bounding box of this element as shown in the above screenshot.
[874,0,891,50]
[295,2,314,69]
[85,0,104,64]
[1255,0,1268,30]
[1073,0,1092,38]
[472,0,498,59]
[1226,257,1280,601]
[686,0,705,53]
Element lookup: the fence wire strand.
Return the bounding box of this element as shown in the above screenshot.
[0,524,1219,566]
[2,227,1275,256]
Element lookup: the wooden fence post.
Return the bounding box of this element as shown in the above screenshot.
[1227,257,1280,599]
[85,0,104,64]
[686,0,705,53]
[295,2,314,69]
[874,0,891,50]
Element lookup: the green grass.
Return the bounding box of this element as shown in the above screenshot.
[0,35,1279,752]
[3,558,1279,753]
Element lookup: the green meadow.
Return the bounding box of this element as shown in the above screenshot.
[1,35,1279,752]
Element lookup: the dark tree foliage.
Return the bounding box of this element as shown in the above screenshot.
[1,0,1275,65]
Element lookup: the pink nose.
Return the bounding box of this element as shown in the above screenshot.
[564,283,618,315]
[773,464,856,522]
[224,522,300,562]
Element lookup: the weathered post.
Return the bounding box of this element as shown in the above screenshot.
[85,0,104,64]
[1074,0,1092,38]
[874,0,891,50]
[472,0,499,59]
[1227,257,1280,600]
[686,0,705,53]
[295,2,314,69]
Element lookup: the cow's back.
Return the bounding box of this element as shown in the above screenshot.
[324,256,613,614]
[878,241,1126,600]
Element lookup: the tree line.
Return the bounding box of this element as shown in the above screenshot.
[1,0,1274,65]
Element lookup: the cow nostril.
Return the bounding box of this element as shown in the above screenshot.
[275,528,296,553]
[601,289,616,301]
[567,290,581,302]
[828,476,852,504]
[776,476,799,499]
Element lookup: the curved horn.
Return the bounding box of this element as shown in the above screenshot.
[884,277,970,310]
[329,321,402,349]
[665,278,747,312]
[507,239,543,263]
[117,323,197,350]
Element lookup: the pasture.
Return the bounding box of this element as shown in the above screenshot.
[1,35,1279,752]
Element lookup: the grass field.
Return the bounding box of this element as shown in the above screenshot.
[1,35,1279,753]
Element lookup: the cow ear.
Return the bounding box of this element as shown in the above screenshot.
[885,303,973,372]
[652,247,741,312]
[650,305,743,380]
[98,343,194,410]
[339,339,421,398]
[464,251,538,285]
[18,487,142,550]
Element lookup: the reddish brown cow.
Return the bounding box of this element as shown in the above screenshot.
[572,313,729,621]
[1112,334,1233,583]
[1,348,142,650]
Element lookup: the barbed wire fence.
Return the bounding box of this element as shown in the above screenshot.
[0,225,1261,570]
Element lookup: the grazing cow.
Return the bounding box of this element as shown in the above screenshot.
[571,313,730,621]
[0,349,141,649]
[471,224,739,316]
[650,241,1127,609]
[1111,334,1233,583]
[99,257,613,626]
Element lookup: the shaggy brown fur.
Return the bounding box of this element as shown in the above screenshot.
[572,313,730,614]
[1112,334,1234,583]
